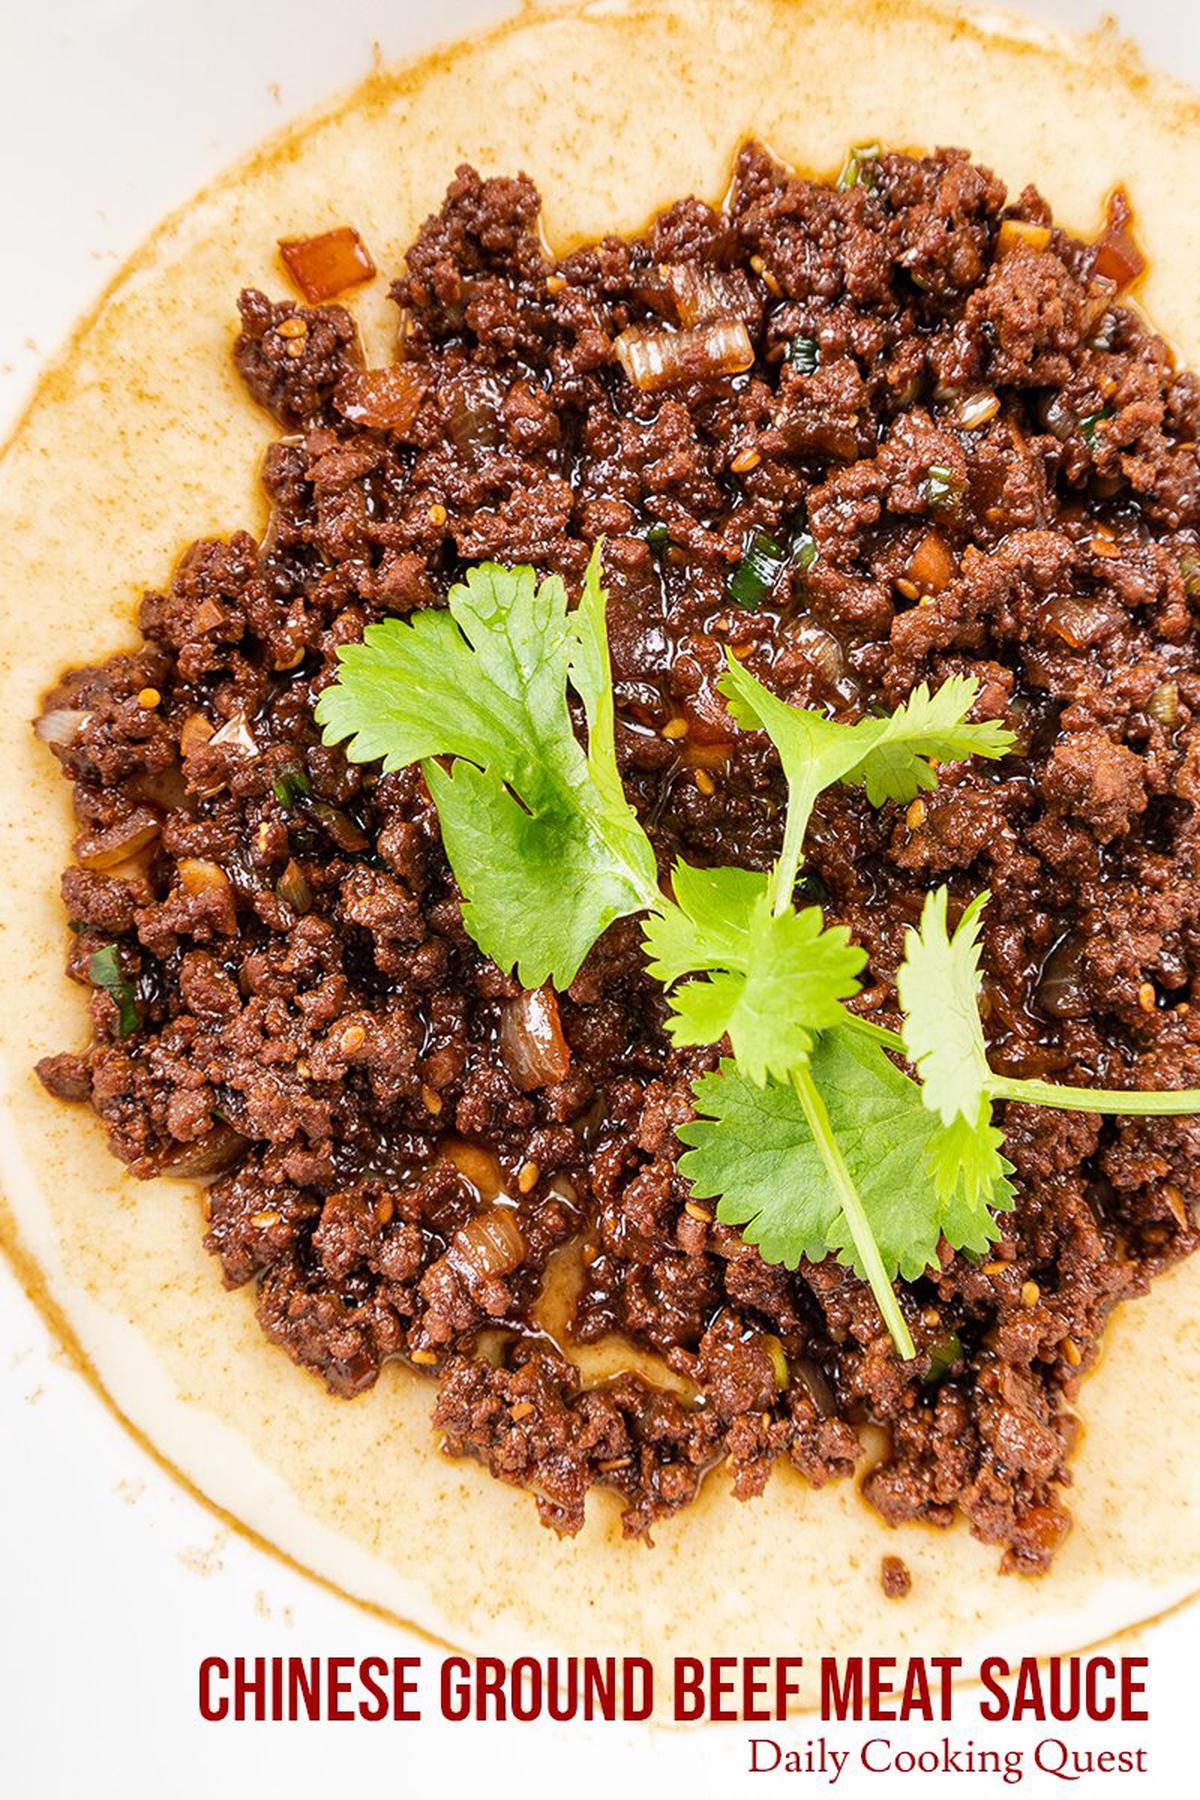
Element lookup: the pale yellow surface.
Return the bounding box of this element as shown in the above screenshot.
[2,0,1200,1696]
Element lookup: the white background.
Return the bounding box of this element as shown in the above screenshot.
[2,2,1197,1794]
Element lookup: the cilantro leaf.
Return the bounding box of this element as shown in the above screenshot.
[644,862,865,1084]
[894,886,1016,1218]
[927,1103,1015,1245]
[315,546,658,987]
[680,1035,993,1286]
[717,661,1014,910]
[896,887,993,1127]
[679,1032,1009,1358]
[641,862,768,985]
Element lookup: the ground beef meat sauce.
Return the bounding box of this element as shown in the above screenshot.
[33,146,1200,1573]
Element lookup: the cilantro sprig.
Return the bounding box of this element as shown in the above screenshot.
[718,658,1014,912]
[898,885,1200,1134]
[318,545,1200,1363]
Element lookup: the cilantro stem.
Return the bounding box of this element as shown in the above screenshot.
[990,1075,1200,1115]
[841,1012,906,1053]
[771,800,813,917]
[789,1063,916,1359]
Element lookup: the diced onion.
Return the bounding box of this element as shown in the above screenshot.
[1148,680,1180,727]
[76,809,160,871]
[446,376,501,463]
[1040,393,1076,441]
[275,858,313,915]
[1042,596,1121,648]
[35,707,92,748]
[335,365,426,433]
[794,1357,836,1417]
[180,713,215,756]
[906,529,957,595]
[210,713,258,755]
[786,618,845,685]
[450,1206,526,1281]
[157,1122,247,1181]
[997,218,1051,258]
[614,319,754,392]
[951,390,1000,430]
[660,262,753,327]
[499,986,571,1091]
[1093,189,1145,292]
[177,858,232,898]
[278,227,376,303]
[1039,934,1090,1020]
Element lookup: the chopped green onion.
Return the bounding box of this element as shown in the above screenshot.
[88,944,140,1037]
[726,531,788,608]
[922,1331,963,1384]
[925,465,959,510]
[272,766,313,809]
[762,1334,790,1391]
[1078,404,1115,450]
[642,522,671,555]
[787,336,820,374]
[789,530,818,573]
[837,142,881,191]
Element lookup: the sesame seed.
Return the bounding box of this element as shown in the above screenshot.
[731,446,761,474]
[410,1349,438,1366]
[428,502,447,526]
[906,798,927,830]
[982,1260,1007,1275]
[518,1160,540,1194]
[661,717,689,740]
[137,687,161,709]
[694,768,716,795]
[276,316,308,339]
[1062,1337,1082,1367]
[894,577,920,602]
[510,1400,536,1420]
[1138,982,1157,1013]
[684,1201,713,1223]
[598,1457,631,1472]
[375,1197,395,1226]
[339,1024,367,1055]
[1021,1280,1041,1308]
[546,275,567,294]
[421,1083,444,1115]
[250,1210,281,1229]
[581,1243,598,1266]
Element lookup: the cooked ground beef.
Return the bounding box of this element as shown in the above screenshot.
[35,145,1200,1573]
[880,1554,913,1600]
